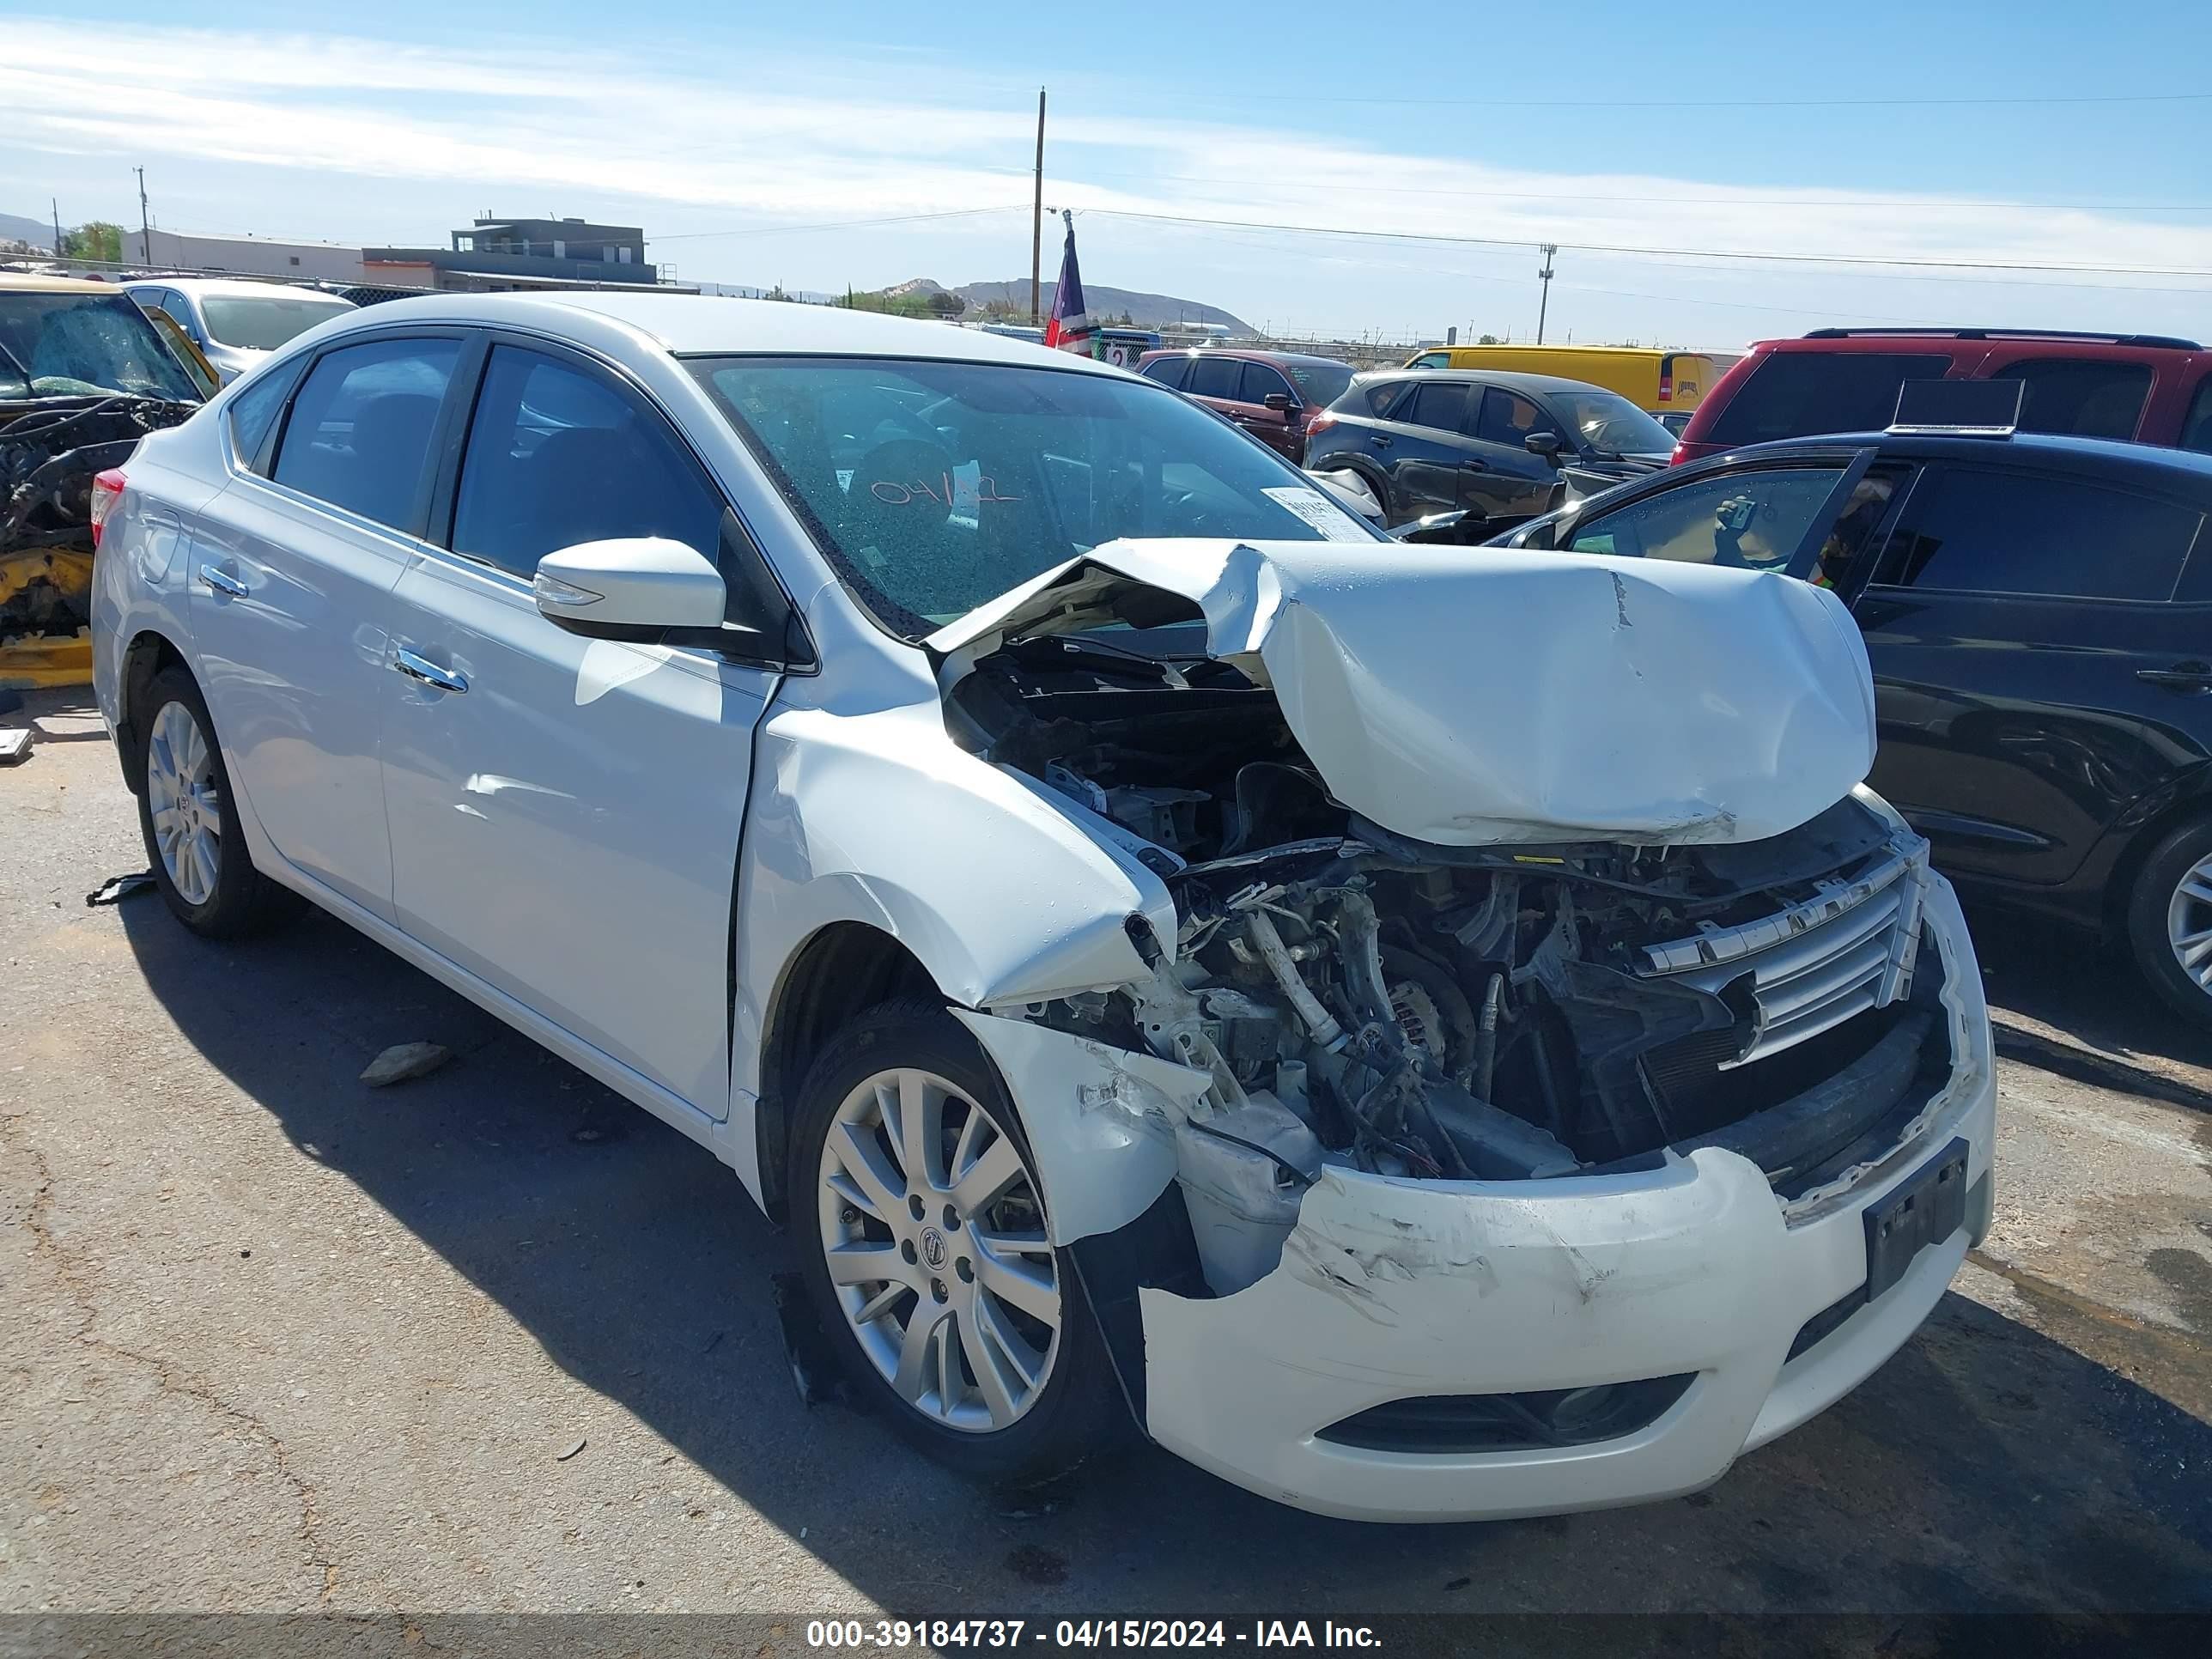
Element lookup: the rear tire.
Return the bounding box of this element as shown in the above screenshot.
[787,997,1124,1486]
[2124,816,2212,1029]
[134,666,301,939]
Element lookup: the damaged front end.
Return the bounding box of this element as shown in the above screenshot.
[951,624,1947,1291]
[2,395,199,688]
[926,540,1992,1519]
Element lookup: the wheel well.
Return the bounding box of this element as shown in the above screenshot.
[117,631,186,794]
[754,923,938,1221]
[2103,789,2212,937]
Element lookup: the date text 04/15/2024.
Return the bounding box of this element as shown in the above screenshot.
[804,1620,1383,1650]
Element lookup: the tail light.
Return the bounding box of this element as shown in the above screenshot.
[1305,411,1338,438]
[89,468,127,547]
[1668,443,1686,466]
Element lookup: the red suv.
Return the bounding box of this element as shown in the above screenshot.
[1137,348,1355,464]
[1673,328,2212,465]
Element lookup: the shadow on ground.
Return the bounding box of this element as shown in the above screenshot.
[118,902,2212,1615]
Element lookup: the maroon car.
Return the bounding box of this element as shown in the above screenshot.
[1137,348,1355,464]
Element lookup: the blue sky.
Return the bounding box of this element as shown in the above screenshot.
[6,0,2210,345]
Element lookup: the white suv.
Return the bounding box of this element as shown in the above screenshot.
[89,292,1996,1522]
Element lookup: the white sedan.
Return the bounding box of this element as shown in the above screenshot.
[88,293,1996,1522]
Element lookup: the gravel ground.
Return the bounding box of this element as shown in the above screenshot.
[2,688,2207,1632]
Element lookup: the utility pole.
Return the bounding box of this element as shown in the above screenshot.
[52,198,63,258]
[135,167,150,264]
[1030,88,1046,325]
[1534,243,1557,345]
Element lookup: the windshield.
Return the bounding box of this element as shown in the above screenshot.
[1551,386,1674,456]
[0,292,202,402]
[690,355,1384,637]
[201,292,354,351]
[1285,360,1353,407]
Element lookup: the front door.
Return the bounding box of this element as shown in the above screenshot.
[1855,460,2212,885]
[1466,386,1572,520]
[189,331,465,921]
[379,340,778,1117]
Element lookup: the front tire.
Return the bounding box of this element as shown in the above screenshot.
[788,998,1123,1485]
[2125,816,2212,1028]
[134,666,300,939]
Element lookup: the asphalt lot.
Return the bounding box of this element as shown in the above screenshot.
[3,686,2209,1626]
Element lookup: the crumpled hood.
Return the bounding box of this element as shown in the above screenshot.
[927,538,1876,847]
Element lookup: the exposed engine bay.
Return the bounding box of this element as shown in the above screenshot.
[2,396,197,658]
[948,630,1947,1293]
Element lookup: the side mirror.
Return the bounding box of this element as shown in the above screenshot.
[534,538,726,638]
[1391,508,1491,546]
[1262,392,1293,412]
[1524,431,1566,461]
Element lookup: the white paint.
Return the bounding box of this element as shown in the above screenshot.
[929,537,1876,847]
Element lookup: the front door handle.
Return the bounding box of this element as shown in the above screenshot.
[197,563,247,599]
[392,647,469,695]
[2137,661,2212,691]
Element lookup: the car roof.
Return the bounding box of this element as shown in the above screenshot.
[0,270,118,295]
[1139,347,1351,370]
[1364,368,1615,397]
[1716,428,2212,490]
[1746,328,2203,358]
[125,277,355,301]
[331,289,1132,373]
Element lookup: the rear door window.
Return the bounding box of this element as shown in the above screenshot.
[1141,356,1188,391]
[1184,356,1243,400]
[270,337,460,532]
[1881,465,2202,601]
[1403,380,1471,435]
[1709,352,1953,445]
[1990,358,2152,441]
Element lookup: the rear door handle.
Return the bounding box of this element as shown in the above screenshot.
[1458,459,1488,471]
[1369,434,1393,449]
[197,563,247,599]
[2137,661,2212,690]
[392,647,469,695]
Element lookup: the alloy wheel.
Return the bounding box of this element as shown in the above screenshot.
[2168,850,2212,998]
[146,699,222,906]
[816,1066,1060,1432]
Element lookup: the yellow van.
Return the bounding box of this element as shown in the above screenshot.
[1403,344,1719,420]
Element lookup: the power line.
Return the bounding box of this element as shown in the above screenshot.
[1081,207,2212,282]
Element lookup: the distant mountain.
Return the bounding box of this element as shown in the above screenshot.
[951,278,1251,335]
[0,211,56,252]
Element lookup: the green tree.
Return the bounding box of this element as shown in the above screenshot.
[61,221,124,264]
[1478,332,1501,345]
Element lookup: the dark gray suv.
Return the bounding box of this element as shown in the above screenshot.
[1304,369,1675,526]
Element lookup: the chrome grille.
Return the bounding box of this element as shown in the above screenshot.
[1636,834,1930,1068]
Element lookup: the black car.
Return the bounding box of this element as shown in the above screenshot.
[1494,429,2212,1026]
[1304,369,1674,526]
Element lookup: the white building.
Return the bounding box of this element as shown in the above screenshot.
[136,228,364,284]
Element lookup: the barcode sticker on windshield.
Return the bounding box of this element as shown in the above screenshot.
[1263,485,1370,542]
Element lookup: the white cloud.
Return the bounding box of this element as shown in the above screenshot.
[6,15,2209,339]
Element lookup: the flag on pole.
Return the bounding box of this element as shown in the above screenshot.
[1043,211,1092,356]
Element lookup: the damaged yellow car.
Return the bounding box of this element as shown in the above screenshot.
[1,271,214,688]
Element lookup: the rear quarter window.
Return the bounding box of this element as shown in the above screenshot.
[1710,351,1953,445]
[1990,358,2152,441]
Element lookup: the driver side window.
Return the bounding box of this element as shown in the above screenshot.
[1566,465,1846,569]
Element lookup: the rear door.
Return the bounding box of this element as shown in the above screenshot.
[1854,461,2212,885]
[379,335,785,1118]
[1181,353,1244,424]
[189,330,465,921]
